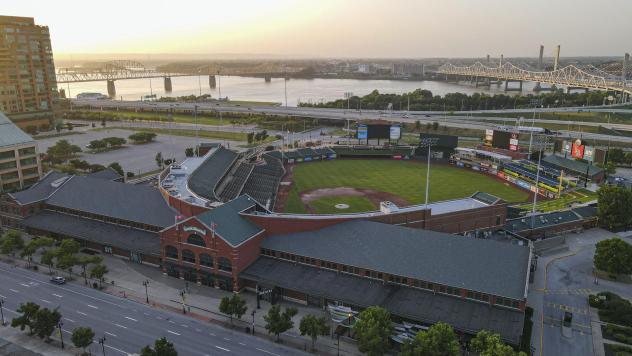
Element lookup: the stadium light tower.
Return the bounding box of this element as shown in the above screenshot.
[419,137,440,209]
[530,135,550,229]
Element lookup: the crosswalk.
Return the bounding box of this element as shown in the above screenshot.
[544,302,590,315]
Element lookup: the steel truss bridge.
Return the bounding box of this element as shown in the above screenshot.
[56,60,190,83]
[438,61,632,95]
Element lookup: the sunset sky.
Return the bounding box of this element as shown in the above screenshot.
[5,0,632,58]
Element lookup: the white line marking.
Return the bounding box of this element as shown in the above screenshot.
[167,330,180,336]
[195,328,202,332]
[9,289,18,293]
[125,316,137,322]
[105,344,128,355]
[52,293,62,298]
[180,324,188,328]
[86,304,98,309]
[113,323,127,329]
[143,312,150,316]
[104,331,117,337]
[238,342,246,346]
[40,299,51,304]
[0,294,6,299]
[19,283,29,287]
[156,316,163,320]
[256,348,281,356]
[209,333,216,336]
[168,320,175,324]
[77,311,87,316]
[64,318,75,323]
[215,346,230,352]
[223,337,230,341]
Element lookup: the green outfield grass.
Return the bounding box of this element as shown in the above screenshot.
[283,159,530,214]
[515,188,598,212]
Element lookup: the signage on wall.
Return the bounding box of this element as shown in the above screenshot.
[183,226,207,235]
[571,139,585,159]
[357,124,368,139]
[509,133,519,151]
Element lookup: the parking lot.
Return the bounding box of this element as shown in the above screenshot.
[36,128,244,174]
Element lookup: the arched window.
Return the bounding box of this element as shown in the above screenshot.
[200,253,213,268]
[187,234,206,247]
[182,249,196,264]
[218,257,232,272]
[165,245,178,259]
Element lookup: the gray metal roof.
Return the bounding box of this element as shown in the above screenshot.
[542,154,603,177]
[241,257,525,344]
[46,175,175,228]
[504,210,581,232]
[9,171,69,205]
[22,210,160,256]
[195,195,264,247]
[0,112,36,147]
[262,220,530,300]
[86,167,123,181]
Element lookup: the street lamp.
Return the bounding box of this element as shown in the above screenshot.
[0,298,5,326]
[251,310,256,335]
[98,336,107,355]
[419,138,439,209]
[179,290,187,314]
[142,280,150,303]
[58,320,64,349]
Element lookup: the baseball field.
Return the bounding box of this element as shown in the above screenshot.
[281,159,530,214]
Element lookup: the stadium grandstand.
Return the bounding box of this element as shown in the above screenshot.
[161,145,285,210]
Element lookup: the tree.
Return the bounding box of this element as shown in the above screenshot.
[432,122,439,130]
[469,330,527,356]
[21,236,53,268]
[78,255,103,285]
[608,148,625,164]
[11,302,40,335]
[33,307,62,341]
[140,337,178,356]
[88,139,107,150]
[41,249,55,274]
[129,132,157,144]
[594,238,632,275]
[103,136,126,148]
[45,140,81,163]
[247,132,254,144]
[400,322,460,356]
[353,306,393,356]
[57,238,81,256]
[299,314,329,351]
[155,152,163,168]
[0,229,24,256]
[72,326,95,354]
[108,162,124,176]
[597,185,632,231]
[89,264,109,288]
[57,254,78,278]
[219,294,248,326]
[264,305,298,342]
[185,147,194,157]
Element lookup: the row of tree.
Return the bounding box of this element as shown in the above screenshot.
[353,306,525,356]
[606,148,632,166]
[299,88,609,111]
[129,132,157,144]
[0,230,109,288]
[594,237,632,276]
[597,184,632,231]
[87,136,127,151]
[246,130,270,144]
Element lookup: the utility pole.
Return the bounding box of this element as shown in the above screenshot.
[143,280,150,303]
[284,66,288,108]
[0,298,5,326]
[58,320,65,349]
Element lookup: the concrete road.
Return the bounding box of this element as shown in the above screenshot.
[36,129,244,175]
[0,261,307,356]
[71,99,632,144]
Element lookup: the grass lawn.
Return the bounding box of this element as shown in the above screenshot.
[515,188,598,212]
[100,110,232,126]
[283,159,529,214]
[94,126,276,144]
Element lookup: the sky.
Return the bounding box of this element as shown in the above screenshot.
[4,0,632,58]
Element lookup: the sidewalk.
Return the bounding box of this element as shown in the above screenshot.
[0,323,78,356]
[7,254,362,356]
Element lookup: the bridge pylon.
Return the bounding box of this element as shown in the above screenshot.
[164,77,172,93]
[107,80,116,98]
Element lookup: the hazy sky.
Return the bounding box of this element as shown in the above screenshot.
[4,0,632,58]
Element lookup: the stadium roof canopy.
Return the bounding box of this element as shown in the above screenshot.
[195,195,264,247]
[542,154,603,177]
[262,220,530,300]
[188,147,239,201]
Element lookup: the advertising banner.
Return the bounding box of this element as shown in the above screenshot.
[389,125,401,140]
[357,124,368,139]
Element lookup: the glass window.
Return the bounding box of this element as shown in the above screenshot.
[186,234,205,247]
[182,250,195,264]
[165,245,178,259]
[218,257,232,272]
[200,253,213,267]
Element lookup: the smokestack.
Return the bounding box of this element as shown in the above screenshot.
[624,53,630,83]
[500,54,504,67]
[538,45,544,70]
[486,54,490,64]
[554,45,560,71]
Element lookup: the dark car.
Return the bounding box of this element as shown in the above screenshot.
[50,276,66,285]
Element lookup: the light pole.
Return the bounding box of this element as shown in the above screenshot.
[58,320,64,349]
[198,69,202,97]
[99,336,106,355]
[194,105,199,156]
[251,310,256,335]
[142,280,150,303]
[284,66,288,108]
[0,298,5,326]
[217,70,223,124]
[531,135,549,229]
[180,290,187,314]
[344,92,353,113]
[419,138,439,209]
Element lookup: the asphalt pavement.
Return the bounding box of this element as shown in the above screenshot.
[0,262,307,356]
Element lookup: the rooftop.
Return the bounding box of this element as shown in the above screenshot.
[262,220,530,300]
[188,147,239,201]
[9,171,69,205]
[194,195,265,247]
[46,175,175,228]
[86,167,123,181]
[542,154,604,177]
[0,112,36,148]
[241,257,525,343]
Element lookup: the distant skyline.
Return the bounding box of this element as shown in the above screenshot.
[4,0,632,58]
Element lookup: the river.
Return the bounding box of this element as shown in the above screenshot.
[63,75,539,105]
